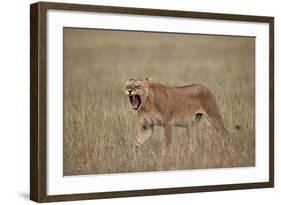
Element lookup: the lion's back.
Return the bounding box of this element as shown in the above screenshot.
[168,84,214,100]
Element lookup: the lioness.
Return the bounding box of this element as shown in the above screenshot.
[125,77,240,150]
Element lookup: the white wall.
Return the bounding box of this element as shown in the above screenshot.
[0,0,279,204]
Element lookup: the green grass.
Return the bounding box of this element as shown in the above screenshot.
[63,28,255,176]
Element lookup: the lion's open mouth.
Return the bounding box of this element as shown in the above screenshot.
[129,95,141,110]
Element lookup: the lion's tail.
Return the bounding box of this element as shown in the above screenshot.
[227,125,242,133]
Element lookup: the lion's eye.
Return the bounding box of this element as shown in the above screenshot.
[135,86,141,89]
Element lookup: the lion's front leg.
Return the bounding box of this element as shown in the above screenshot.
[134,120,154,151]
[164,124,173,148]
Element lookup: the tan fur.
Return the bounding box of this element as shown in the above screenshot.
[125,78,231,150]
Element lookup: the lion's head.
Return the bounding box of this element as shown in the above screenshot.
[125,77,152,110]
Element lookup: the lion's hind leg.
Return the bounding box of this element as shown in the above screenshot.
[199,88,228,136]
[204,109,227,136]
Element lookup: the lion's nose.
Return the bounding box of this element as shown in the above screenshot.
[128,89,132,94]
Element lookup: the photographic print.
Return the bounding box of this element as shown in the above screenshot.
[63,28,255,176]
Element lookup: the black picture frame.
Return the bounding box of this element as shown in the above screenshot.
[30,1,274,202]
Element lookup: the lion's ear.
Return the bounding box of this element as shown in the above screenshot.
[145,76,152,82]
[125,79,134,86]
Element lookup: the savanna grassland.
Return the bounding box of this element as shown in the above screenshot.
[63,28,255,176]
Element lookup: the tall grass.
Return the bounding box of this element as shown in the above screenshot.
[63,28,255,176]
